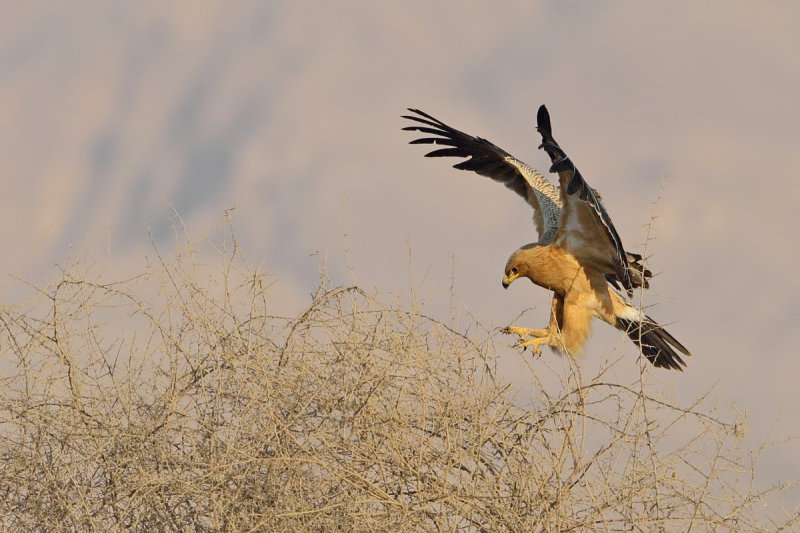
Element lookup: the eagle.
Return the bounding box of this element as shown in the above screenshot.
[403,105,690,370]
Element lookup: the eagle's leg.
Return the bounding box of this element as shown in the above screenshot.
[501,326,550,338]
[501,294,564,355]
[500,326,551,355]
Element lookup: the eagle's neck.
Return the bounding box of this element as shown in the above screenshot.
[519,245,585,295]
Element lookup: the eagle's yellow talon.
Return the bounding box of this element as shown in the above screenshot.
[502,326,547,355]
[502,326,536,338]
[514,337,543,355]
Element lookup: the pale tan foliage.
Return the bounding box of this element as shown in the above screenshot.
[0,223,796,532]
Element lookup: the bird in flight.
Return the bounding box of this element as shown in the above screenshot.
[403,105,690,370]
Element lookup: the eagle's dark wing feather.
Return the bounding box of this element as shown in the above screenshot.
[536,105,638,293]
[404,108,561,243]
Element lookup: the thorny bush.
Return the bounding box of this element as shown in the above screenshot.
[0,226,796,532]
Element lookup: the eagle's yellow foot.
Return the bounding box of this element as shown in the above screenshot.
[501,326,551,355]
[514,336,547,355]
[501,326,549,338]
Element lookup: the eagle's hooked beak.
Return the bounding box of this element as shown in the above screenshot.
[502,272,519,289]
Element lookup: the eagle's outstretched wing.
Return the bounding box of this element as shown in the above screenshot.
[535,105,640,293]
[403,108,561,244]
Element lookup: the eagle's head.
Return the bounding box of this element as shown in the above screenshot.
[502,244,538,289]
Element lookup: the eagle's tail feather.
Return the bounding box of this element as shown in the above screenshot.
[617,315,690,371]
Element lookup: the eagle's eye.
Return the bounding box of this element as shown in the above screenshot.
[511,267,518,274]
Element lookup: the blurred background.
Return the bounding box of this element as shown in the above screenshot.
[2,1,798,500]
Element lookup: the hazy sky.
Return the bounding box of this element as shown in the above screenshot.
[2,2,799,494]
